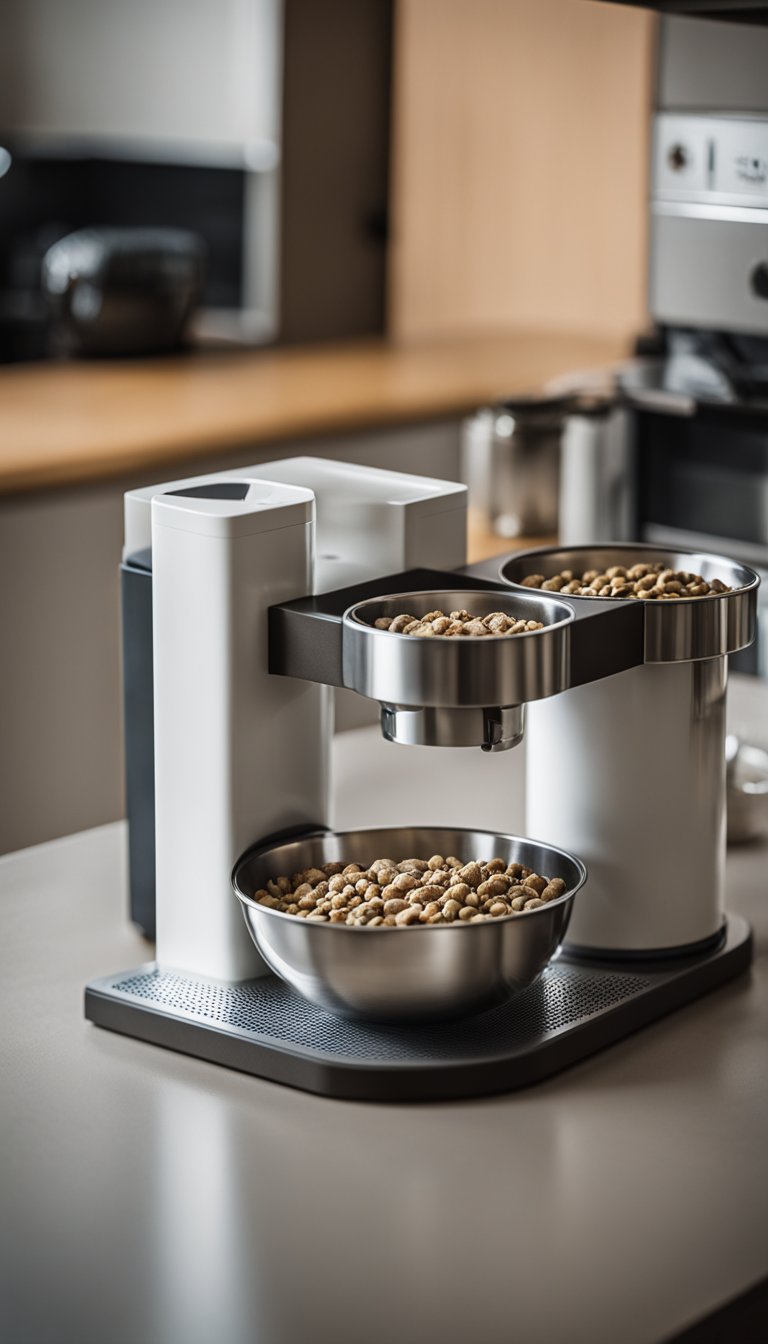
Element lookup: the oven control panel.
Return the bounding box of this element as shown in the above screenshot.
[650,115,768,336]
[653,114,768,208]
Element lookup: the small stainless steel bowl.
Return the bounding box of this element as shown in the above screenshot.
[342,590,573,751]
[232,826,587,1022]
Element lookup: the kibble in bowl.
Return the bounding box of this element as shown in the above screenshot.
[500,546,753,606]
[520,562,731,600]
[233,827,587,1020]
[372,608,544,637]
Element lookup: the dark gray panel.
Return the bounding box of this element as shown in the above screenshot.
[85,915,752,1102]
[121,561,156,938]
[658,15,768,110]
[279,0,392,342]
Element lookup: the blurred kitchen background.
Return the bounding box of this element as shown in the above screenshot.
[1,0,768,853]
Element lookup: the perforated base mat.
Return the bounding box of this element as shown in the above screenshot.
[85,914,751,1101]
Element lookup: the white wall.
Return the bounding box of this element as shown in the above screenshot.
[0,0,282,167]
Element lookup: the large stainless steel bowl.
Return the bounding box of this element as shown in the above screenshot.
[232,827,587,1022]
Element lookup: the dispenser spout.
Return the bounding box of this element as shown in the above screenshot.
[380,703,525,751]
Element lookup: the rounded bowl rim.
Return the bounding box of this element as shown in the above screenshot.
[232,825,588,933]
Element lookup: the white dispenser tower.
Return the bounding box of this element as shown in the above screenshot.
[121,458,468,973]
[151,480,325,981]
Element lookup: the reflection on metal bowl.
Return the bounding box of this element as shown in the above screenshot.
[232,827,587,1022]
[726,736,768,844]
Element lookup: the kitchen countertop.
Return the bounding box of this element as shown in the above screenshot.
[0,329,625,494]
[1,675,766,1344]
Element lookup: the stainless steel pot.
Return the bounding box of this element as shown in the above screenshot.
[232,827,587,1021]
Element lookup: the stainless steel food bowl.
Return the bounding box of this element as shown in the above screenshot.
[342,589,573,751]
[232,827,587,1021]
[499,544,759,664]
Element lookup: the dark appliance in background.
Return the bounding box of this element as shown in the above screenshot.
[0,0,392,361]
[554,15,768,679]
[42,227,206,356]
[0,157,245,361]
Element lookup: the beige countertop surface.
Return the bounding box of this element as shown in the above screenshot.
[1,675,766,1344]
[0,330,625,495]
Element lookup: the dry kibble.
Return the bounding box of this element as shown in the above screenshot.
[543,878,566,899]
[521,561,732,600]
[457,861,482,888]
[418,884,444,902]
[254,855,570,927]
[395,906,421,926]
[478,876,508,897]
[523,874,548,896]
[393,871,420,892]
[444,882,471,903]
[383,897,408,915]
[372,606,543,636]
